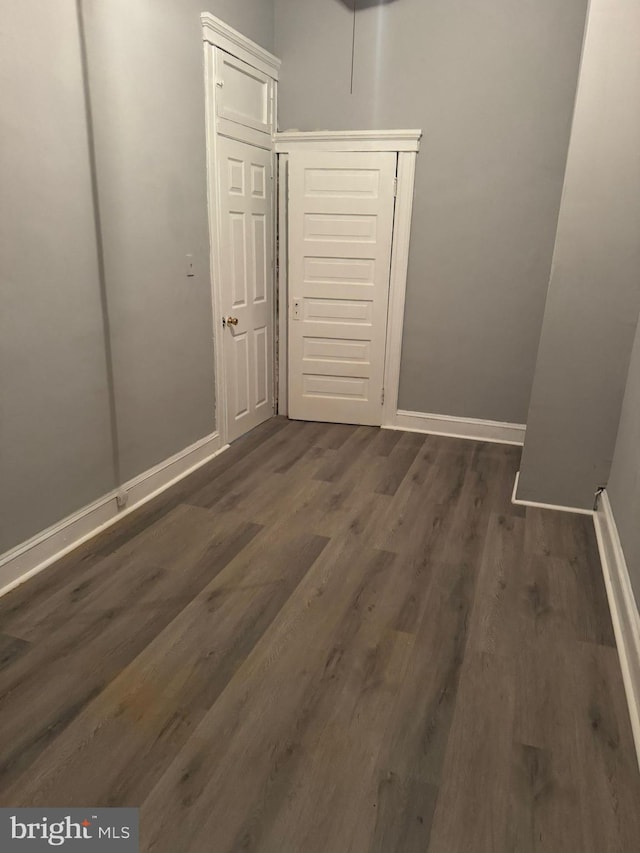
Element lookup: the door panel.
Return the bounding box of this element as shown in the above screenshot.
[218,135,274,441]
[288,151,397,425]
[216,51,272,136]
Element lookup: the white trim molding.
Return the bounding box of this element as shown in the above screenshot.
[511,471,595,515]
[382,152,417,424]
[387,409,526,446]
[277,153,290,416]
[510,477,640,769]
[201,13,280,80]
[203,44,229,444]
[0,433,228,599]
[275,129,421,153]
[593,491,640,770]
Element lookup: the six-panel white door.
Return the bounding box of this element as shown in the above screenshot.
[218,134,274,442]
[287,151,397,425]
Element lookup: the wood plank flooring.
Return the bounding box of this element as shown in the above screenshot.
[0,417,638,851]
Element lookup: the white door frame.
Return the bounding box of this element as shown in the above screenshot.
[202,13,280,446]
[274,130,421,426]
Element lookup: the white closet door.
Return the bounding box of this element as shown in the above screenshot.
[218,135,274,442]
[287,151,397,425]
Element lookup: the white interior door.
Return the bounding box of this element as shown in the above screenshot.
[218,135,274,442]
[287,151,397,425]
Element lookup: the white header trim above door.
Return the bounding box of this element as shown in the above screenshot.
[275,130,422,153]
[201,13,281,80]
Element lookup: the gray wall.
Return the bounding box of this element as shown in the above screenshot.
[608,318,640,607]
[274,0,589,423]
[0,0,116,552]
[517,0,640,509]
[0,0,274,554]
[81,0,275,481]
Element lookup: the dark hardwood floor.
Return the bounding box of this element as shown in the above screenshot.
[1,417,638,851]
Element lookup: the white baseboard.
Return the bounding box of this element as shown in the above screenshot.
[0,432,228,598]
[593,491,640,771]
[511,471,595,516]
[386,409,526,446]
[511,476,640,769]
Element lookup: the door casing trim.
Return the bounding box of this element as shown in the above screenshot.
[201,12,281,80]
[274,130,421,153]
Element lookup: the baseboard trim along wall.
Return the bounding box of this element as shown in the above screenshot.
[511,471,595,516]
[386,409,526,446]
[593,491,640,771]
[0,431,228,599]
[512,476,640,769]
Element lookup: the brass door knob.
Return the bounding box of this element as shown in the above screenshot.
[225,316,239,326]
